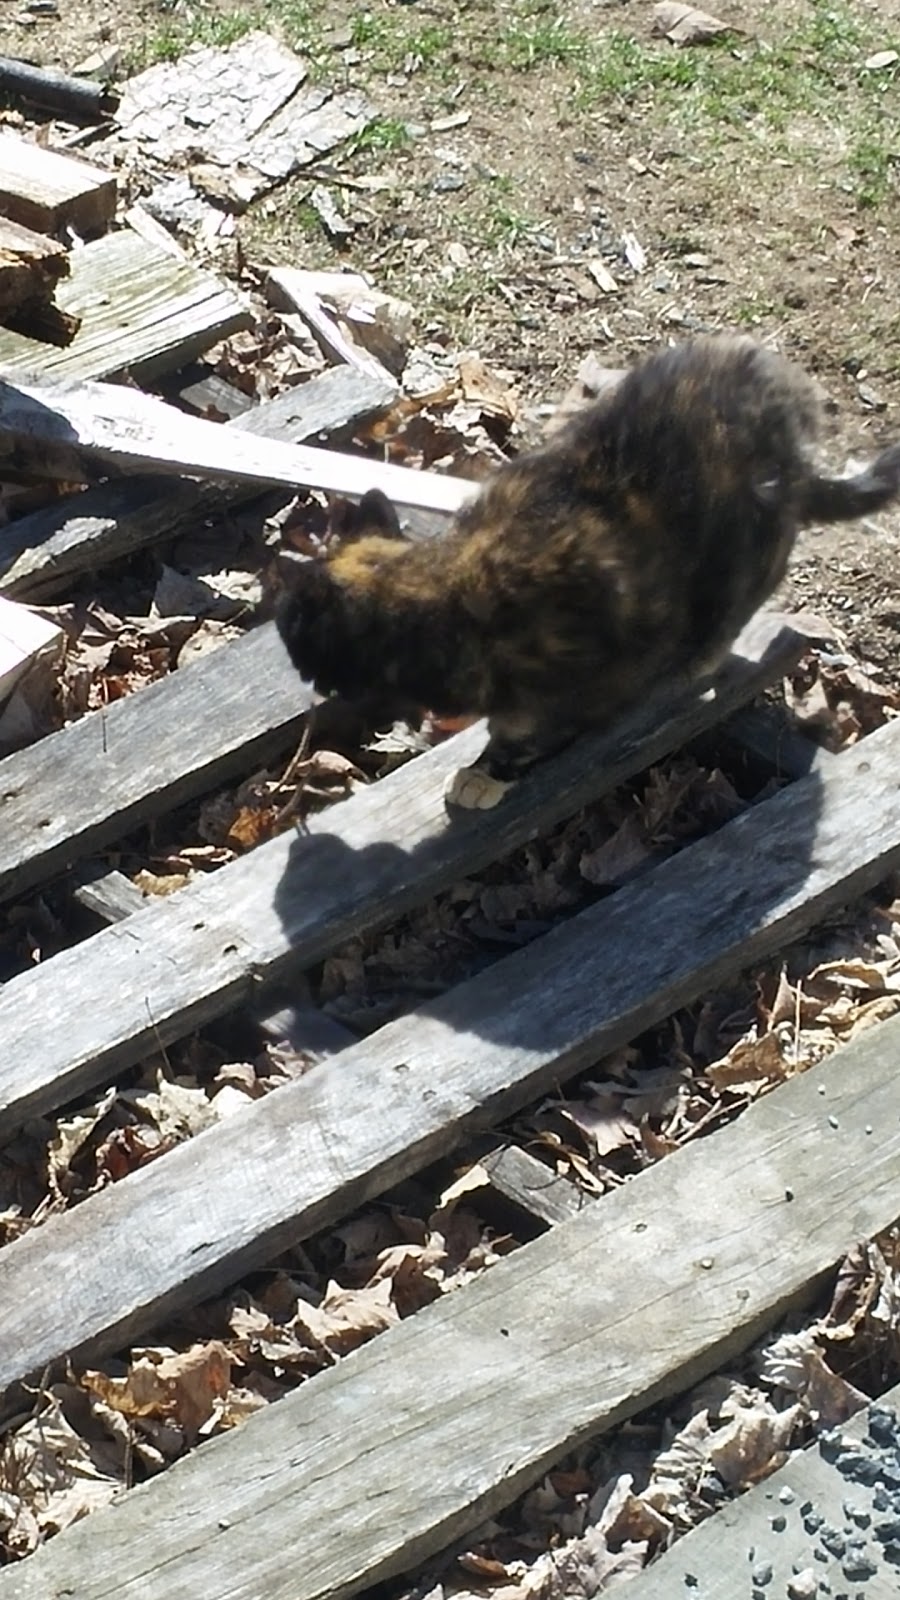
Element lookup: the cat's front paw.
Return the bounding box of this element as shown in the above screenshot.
[444,765,514,811]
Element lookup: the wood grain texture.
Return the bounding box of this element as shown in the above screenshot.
[0,366,475,510]
[72,864,147,923]
[0,622,313,903]
[0,364,397,599]
[0,130,116,237]
[725,702,837,781]
[0,230,248,383]
[480,1144,586,1227]
[0,216,68,318]
[1,704,898,1398]
[0,614,798,1140]
[2,1012,899,1600]
[627,1380,900,1598]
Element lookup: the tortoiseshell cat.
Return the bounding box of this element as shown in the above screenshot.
[277,335,900,809]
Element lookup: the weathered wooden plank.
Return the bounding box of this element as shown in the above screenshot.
[0,613,798,1138]
[71,864,147,923]
[0,622,313,903]
[480,1144,586,1227]
[0,130,116,237]
[0,366,475,511]
[627,1380,900,1598]
[0,364,397,599]
[725,702,837,781]
[2,1007,898,1600]
[0,230,249,382]
[1,704,898,1397]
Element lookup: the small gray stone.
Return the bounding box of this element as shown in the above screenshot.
[787,1570,818,1599]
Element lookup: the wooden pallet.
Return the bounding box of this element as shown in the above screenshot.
[2,394,900,1598]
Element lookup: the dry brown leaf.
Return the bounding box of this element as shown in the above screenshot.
[707,1398,802,1488]
[226,805,281,850]
[127,1076,216,1142]
[456,353,519,423]
[0,1393,121,1552]
[759,1331,868,1429]
[653,2,732,45]
[47,1086,117,1192]
[539,1519,647,1598]
[707,1031,788,1087]
[579,814,654,887]
[83,1342,231,1432]
[290,1276,398,1355]
[560,1096,641,1157]
[758,965,798,1031]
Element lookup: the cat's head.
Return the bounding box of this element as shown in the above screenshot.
[275,488,416,716]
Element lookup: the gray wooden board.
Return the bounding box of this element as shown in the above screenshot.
[725,702,837,782]
[626,1379,900,1599]
[0,231,249,382]
[0,369,473,512]
[0,613,797,1139]
[480,1144,586,1227]
[2,709,900,1398]
[0,622,314,903]
[2,1010,900,1600]
[0,364,397,598]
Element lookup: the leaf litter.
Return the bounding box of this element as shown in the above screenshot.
[1,324,899,1573]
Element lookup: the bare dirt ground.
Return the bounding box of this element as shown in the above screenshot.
[4,0,900,665]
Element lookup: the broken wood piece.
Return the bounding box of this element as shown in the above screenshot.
[0,56,119,123]
[173,365,255,421]
[480,1144,586,1228]
[0,130,116,239]
[268,266,400,388]
[0,365,397,600]
[0,216,69,322]
[72,863,146,923]
[0,229,251,382]
[0,370,477,515]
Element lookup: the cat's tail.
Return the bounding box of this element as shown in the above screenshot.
[804,441,900,524]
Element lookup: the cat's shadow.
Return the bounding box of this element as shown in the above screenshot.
[269,647,826,1119]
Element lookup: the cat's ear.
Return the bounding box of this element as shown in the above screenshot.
[329,488,403,543]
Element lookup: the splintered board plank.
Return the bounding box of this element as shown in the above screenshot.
[0,215,68,318]
[626,1383,900,1599]
[0,614,798,1138]
[0,229,249,382]
[2,1013,899,1600]
[0,365,475,511]
[0,131,116,237]
[2,702,900,1396]
[0,364,398,598]
[0,622,313,903]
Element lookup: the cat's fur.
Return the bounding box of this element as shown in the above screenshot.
[276,335,900,808]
